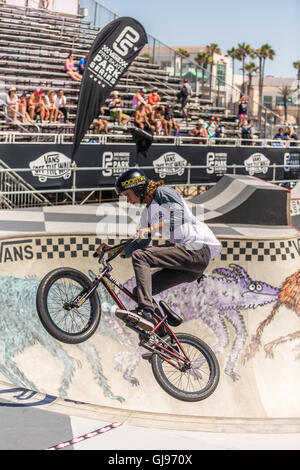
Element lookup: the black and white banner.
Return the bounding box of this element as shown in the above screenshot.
[72,17,147,159]
[0,144,299,189]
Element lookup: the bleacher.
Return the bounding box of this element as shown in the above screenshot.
[0,2,239,139]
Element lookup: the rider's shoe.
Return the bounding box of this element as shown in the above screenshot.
[115,307,155,332]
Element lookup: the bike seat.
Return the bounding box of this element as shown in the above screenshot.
[159,301,183,327]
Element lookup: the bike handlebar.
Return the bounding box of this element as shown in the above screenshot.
[93,238,135,263]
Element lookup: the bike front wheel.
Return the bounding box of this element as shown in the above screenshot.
[151,333,219,402]
[36,267,101,344]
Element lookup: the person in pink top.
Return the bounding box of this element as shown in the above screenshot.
[64,52,82,81]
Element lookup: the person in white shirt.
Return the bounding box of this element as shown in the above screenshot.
[55,89,69,123]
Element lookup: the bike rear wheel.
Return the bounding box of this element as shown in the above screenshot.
[151,333,219,402]
[36,267,101,344]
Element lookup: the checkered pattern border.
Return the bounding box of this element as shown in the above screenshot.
[31,236,299,262]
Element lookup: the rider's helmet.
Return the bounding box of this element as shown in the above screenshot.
[115,169,149,200]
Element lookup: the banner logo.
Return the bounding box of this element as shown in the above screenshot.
[206,152,227,176]
[244,153,270,176]
[102,151,130,177]
[112,26,140,56]
[29,152,72,183]
[153,152,187,178]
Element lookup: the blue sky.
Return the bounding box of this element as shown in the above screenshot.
[98,0,300,78]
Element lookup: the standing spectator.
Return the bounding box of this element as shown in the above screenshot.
[27,89,46,122]
[190,119,208,144]
[93,108,109,134]
[238,95,249,128]
[64,52,82,82]
[132,88,147,109]
[55,89,69,123]
[108,91,130,126]
[163,104,180,136]
[273,127,286,142]
[177,78,193,120]
[78,54,88,76]
[284,126,298,146]
[147,88,161,111]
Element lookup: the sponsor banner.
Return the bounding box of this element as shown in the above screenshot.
[72,17,147,159]
[0,144,299,189]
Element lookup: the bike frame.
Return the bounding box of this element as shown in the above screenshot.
[73,240,191,368]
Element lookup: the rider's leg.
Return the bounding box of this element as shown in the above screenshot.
[131,243,210,313]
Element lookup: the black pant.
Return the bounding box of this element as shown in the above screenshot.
[59,107,68,122]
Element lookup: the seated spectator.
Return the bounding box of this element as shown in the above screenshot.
[27,89,46,122]
[273,127,286,145]
[132,88,147,109]
[204,116,217,139]
[78,54,88,76]
[147,88,161,111]
[190,119,208,144]
[241,119,255,145]
[55,89,69,123]
[18,93,32,123]
[150,106,165,136]
[43,90,59,123]
[5,87,20,123]
[163,104,180,136]
[64,52,82,82]
[134,103,154,132]
[284,126,298,146]
[94,108,109,134]
[108,91,130,126]
[215,117,224,144]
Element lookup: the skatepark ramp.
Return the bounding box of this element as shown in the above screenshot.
[190,174,291,226]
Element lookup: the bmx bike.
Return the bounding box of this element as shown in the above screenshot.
[36,239,219,402]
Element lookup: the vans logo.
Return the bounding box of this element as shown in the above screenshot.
[153,152,187,178]
[112,26,140,56]
[244,153,270,176]
[29,152,72,183]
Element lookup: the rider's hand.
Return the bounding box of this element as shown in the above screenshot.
[136,227,150,242]
[95,242,110,255]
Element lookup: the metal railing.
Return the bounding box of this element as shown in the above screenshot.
[0,132,299,147]
[0,163,298,209]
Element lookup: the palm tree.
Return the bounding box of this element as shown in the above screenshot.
[245,61,259,97]
[236,42,254,94]
[293,60,300,125]
[256,44,276,128]
[278,85,292,123]
[195,51,213,93]
[177,48,190,80]
[227,47,242,103]
[206,43,221,98]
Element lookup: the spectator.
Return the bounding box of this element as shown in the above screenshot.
[204,116,217,140]
[42,0,50,8]
[27,89,46,122]
[94,108,109,134]
[42,90,59,123]
[215,117,224,144]
[150,106,165,135]
[238,95,249,128]
[241,119,255,145]
[273,127,286,143]
[55,89,69,123]
[147,88,161,111]
[5,87,20,123]
[134,103,154,132]
[18,93,32,123]
[78,54,88,76]
[177,78,193,120]
[132,88,147,109]
[163,104,180,136]
[190,119,208,144]
[108,91,130,126]
[285,126,298,147]
[64,53,82,82]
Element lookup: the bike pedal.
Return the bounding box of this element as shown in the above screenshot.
[115,309,154,332]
